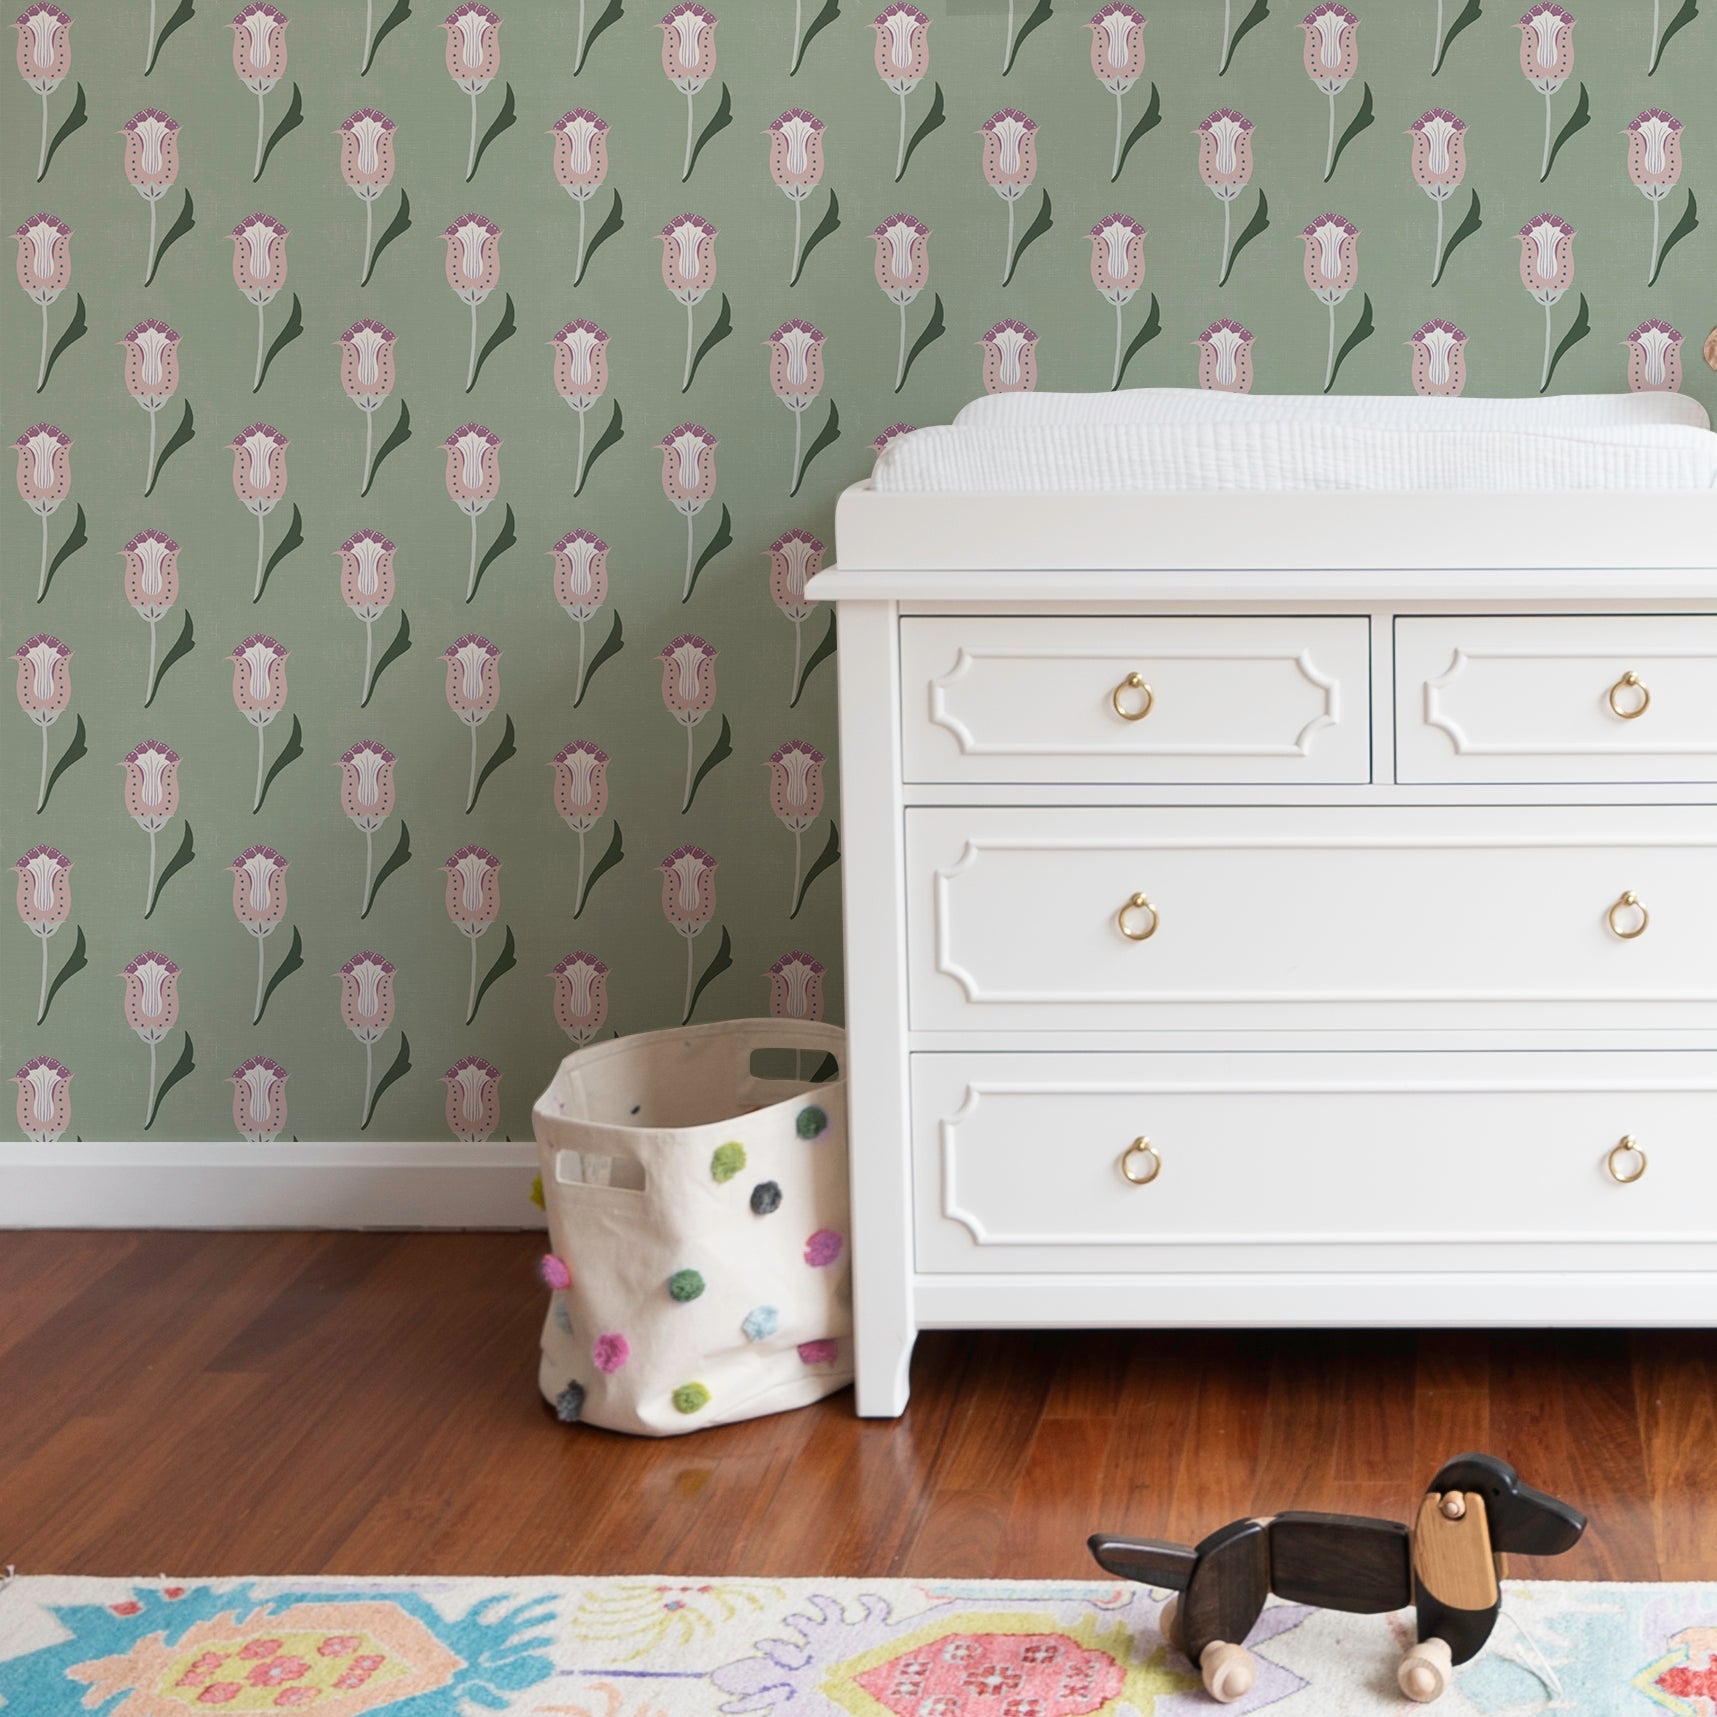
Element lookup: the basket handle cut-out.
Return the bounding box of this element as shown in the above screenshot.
[749,1046,841,1083]
[554,1150,647,1192]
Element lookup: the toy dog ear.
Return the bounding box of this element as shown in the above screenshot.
[1428,1454,1587,1556]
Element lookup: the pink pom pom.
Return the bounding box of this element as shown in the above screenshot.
[592,1332,630,1373]
[539,1254,573,1291]
[797,1338,837,1366]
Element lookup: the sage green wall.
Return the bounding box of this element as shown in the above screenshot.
[5,0,1711,1144]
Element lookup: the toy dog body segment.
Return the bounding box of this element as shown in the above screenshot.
[1089,1453,1585,1705]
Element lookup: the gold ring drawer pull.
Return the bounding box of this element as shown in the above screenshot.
[1607,671,1650,719]
[1120,1137,1161,1185]
[1112,672,1154,722]
[1117,892,1159,941]
[1607,892,1649,939]
[1606,1135,1648,1185]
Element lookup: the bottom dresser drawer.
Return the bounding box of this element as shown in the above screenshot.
[910,1051,1717,1275]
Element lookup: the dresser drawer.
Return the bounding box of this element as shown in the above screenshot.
[1395,614,1717,783]
[906,806,1717,1031]
[911,1051,1717,1274]
[901,615,1370,784]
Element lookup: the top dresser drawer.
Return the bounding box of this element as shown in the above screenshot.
[901,616,1369,785]
[1396,615,1717,784]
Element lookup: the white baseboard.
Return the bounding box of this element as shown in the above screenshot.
[0,1140,548,1229]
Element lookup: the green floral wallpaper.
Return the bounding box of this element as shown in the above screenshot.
[6,0,1711,1146]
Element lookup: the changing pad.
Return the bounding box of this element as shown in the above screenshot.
[871,390,1717,493]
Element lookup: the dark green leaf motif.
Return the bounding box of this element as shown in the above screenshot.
[684,926,733,1026]
[575,0,625,73]
[257,926,304,1023]
[1219,0,1270,74]
[471,714,518,812]
[145,400,195,497]
[790,403,841,499]
[38,292,86,393]
[362,1034,412,1131]
[791,823,841,920]
[1003,0,1054,75]
[686,83,732,182]
[362,0,411,74]
[256,84,304,182]
[684,716,733,815]
[256,503,304,604]
[1220,189,1270,288]
[576,613,625,707]
[1543,83,1589,182]
[39,504,86,603]
[362,187,412,288]
[684,295,732,394]
[789,0,839,75]
[1328,83,1374,182]
[1541,293,1591,395]
[899,84,944,183]
[256,714,304,813]
[362,400,412,498]
[468,292,516,393]
[471,83,516,181]
[362,823,413,920]
[1432,0,1483,74]
[1432,190,1482,288]
[471,927,518,1023]
[791,612,837,709]
[1003,190,1053,288]
[685,504,732,604]
[1325,292,1375,395]
[577,822,624,917]
[146,822,195,920]
[1648,189,1698,287]
[145,1033,195,1132]
[576,400,624,497]
[41,84,86,182]
[1113,294,1162,392]
[470,504,517,603]
[146,611,196,708]
[363,611,413,708]
[1114,84,1161,182]
[40,926,87,1024]
[575,190,624,287]
[39,715,87,814]
[146,0,197,75]
[255,294,303,393]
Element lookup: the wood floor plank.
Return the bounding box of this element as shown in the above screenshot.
[0,1234,1709,1582]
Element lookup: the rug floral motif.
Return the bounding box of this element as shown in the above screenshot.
[1,1576,1712,1716]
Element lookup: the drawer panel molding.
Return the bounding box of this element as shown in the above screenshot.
[903,616,1370,785]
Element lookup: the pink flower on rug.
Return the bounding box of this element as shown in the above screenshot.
[593,1332,630,1373]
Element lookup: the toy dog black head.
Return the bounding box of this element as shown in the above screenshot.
[1427,1454,1586,1557]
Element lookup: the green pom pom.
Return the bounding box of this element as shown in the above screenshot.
[711,1141,747,1183]
[529,1175,545,1210]
[796,1105,829,1140]
[673,1381,711,1415]
[668,1268,706,1302]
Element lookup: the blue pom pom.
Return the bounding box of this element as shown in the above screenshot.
[742,1305,780,1342]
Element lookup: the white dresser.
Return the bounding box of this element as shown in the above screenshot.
[809,485,1717,1417]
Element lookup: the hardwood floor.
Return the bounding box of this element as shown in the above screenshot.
[1,1231,1711,1581]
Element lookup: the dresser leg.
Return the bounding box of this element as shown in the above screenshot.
[853,1317,916,1416]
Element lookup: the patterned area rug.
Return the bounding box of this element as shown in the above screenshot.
[1,1575,1713,1716]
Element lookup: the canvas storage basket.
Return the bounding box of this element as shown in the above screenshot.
[532,1017,852,1436]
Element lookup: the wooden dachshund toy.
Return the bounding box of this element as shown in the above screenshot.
[1089,1453,1586,1704]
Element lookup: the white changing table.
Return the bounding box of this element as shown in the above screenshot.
[809,484,1717,1417]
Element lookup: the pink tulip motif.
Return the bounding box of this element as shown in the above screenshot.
[123,320,179,496]
[551,109,608,281]
[551,321,608,495]
[232,633,288,811]
[339,109,395,285]
[1196,318,1254,393]
[872,3,928,182]
[550,529,607,703]
[551,739,608,911]
[767,951,824,1024]
[661,213,716,392]
[122,738,178,913]
[1302,4,1358,183]
[443,1056,501,1143]
[121,950,178,1126]
[768,528,821,700]
[15,212,68,389]
[1195,109,1253,286]
[767,109,823,284]
[1518,212,1574,390]
[339,950,395,1125]
[551,952,607,1045]
[232,845,288,1023]
[16,3,69,183]
[767,319,824,494]
[660,424,716,601]
[1517,5,1574,181]
[16,633,69,812]
[1090,214,1145,388]
[15,845,69,1023]
[231,1056,288,1142]
[337,321,395,499]
[1625,110,1682,283]
[660,845,716,1023]
[13,1055,70,1143]
[1302,213,1359,390]
[444,634,500,811]
[1409,319,1467,397]
[338,529,395,703]
[1409,110,1466,283]
[231,424,288,600]
[16,422,70,601]
[443,4,501,181]
[980,320,1037,394]
[339,740,395,915]
[443,845,500,1022]
[444,424,500,601]
[121,107,178,284]
[768,740,823,913]
[872,423,914,454]
[1088,5,1144,180]
[232,213,288,390]
[658,4,715,181]
[444,213,500,390]
[1625,319,1682,393]
[979,109,1037,282]
[121,529,179,702]
[661,634,716,811]
[230,4,287,182]
[873,214,928,391]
